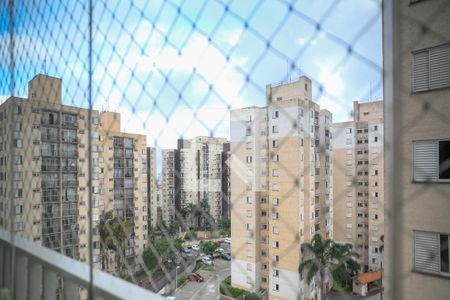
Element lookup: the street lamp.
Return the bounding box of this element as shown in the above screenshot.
[175,265,180,290]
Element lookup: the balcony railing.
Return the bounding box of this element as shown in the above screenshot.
[0,229,162,300]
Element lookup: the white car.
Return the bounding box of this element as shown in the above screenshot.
[215,247,225,253]
[224,237,231,244]
[201,256,213,266]
[191,244,200,251]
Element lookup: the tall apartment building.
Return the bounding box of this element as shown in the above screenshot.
[161,149,176,224]
[230,76,333,300]
[176,137,230,223]
[0,74,148,273]
[147,147,158,228]
[384,1,450,299]
[332,100,384,272]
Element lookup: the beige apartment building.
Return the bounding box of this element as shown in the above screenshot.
[0,74,148,273]
[384,0,450,299]
[176,137,230,223]
[333,100,384,272]
[230,76,333,300]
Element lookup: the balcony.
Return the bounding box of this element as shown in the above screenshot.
[0,229,161,300]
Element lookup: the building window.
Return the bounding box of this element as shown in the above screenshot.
[412,43,450,92]
[272,154,279,162]
[272,169,279,177]
[246,126,252,136]
[246,196,252,204]
[14,139,22,148]
[273,284,279,292]
[414,231,450,276]
[273,241,279,249]
[245,142,252,149]
[247,263,252,271]
[413,140,450,181]
[272,125,279,133]
[246,156,252,163]
[272,111,279,119]
[346,128,352,134]
[272,140,279,148]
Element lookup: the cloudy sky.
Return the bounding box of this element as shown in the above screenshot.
[1,0,382,150]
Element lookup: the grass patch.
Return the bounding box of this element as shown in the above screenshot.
[193,261,209,272]
[220,276,260,300]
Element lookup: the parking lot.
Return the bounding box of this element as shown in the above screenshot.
[173,242,231,300]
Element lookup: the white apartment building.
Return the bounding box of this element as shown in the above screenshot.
[230,76,333,300]
[333,100,384,272]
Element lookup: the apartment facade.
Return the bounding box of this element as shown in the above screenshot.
[333,101,384,272]
[176,137,230,223]
[0,74,148,273]
[161,149,176,224]
[230,76,333,300]
[147,147,158,228]
[384,0,450,299]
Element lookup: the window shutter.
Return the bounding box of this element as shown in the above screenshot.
[414,231,440,274]
[413,50,429,92]
[429,44,450,89]
[413,140,438,181]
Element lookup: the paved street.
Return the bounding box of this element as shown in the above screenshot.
[173,258,231,300]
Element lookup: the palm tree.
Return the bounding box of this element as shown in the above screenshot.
[299,234,360,299]
[99,211,133,273]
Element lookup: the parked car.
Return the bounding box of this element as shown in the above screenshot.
[165,297,180,300]
[182,248,192,254]
[215,247,225,253]
[201,256,213,266]
[191,244,200,251]
[221,252,231,261]
[224,237,231,244]
[188,272,204,282]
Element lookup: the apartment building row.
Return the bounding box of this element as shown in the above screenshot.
[0,74,157,273]
[158,137,231,226]
[333,100,384,272]
[230,76,333,300]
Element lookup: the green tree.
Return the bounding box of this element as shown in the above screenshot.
[202,241,218,254]
[219,219,231,236]
[143,237,183,271]
[299,234,360,299]
[99,211,133,273]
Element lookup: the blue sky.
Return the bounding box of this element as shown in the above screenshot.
[1,0,382,149]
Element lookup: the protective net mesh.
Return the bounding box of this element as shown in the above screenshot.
[1,0,449,299]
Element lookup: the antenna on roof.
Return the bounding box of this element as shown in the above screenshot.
[43,58,47,75]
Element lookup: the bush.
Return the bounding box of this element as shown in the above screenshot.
[220,276,260,299]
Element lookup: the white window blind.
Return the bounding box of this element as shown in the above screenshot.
[414,231,440,274]
[413,43,450,92]
[413,140,438,181]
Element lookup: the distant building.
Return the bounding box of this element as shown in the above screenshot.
[176,137,230,223]
[230,76,333,299]
[146,147,158,228]
[333,100,384,272]
[161,149,176,224]
[384,0,450,299]
[0,74,148,273]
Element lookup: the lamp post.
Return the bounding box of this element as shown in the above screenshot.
[175,265,180,290]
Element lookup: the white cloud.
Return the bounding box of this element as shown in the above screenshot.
[93,30,247,148]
